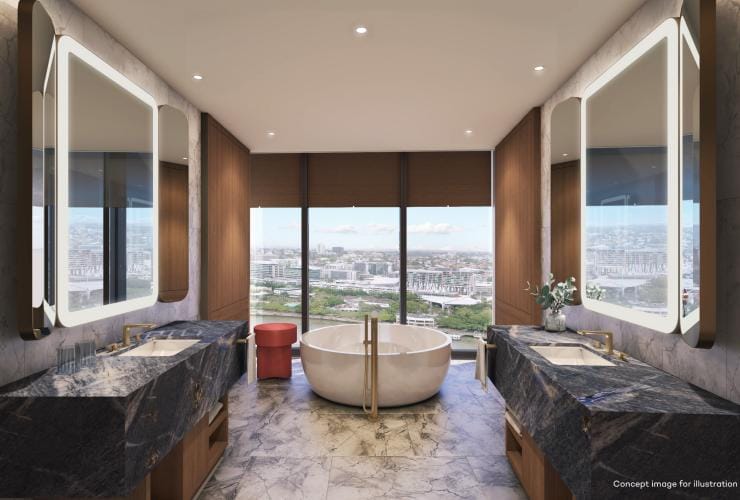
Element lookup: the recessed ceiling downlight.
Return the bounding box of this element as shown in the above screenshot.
[266,131,276,138]
[533,65,545,72]
[464,129,473,136]
[354,25,368,36]
[192,74,203,80]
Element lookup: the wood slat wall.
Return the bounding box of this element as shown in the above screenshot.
[250,153,302,207]
[407,151,491,206]
[158,161,189,302]
[550,160,581,304]
[495,108,542,325]
[201,114,250,320]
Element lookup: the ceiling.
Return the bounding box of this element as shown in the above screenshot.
[72,0,646,153]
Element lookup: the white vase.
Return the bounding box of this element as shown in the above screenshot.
[544,310,566,332]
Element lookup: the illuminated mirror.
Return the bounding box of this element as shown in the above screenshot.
[581,19,679,333]
[57,36,158,326]
[550,97,581,303]
[158,105,189,303]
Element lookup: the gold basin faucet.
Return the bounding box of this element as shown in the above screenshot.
[576,330,613,355]
[122,323,157,347]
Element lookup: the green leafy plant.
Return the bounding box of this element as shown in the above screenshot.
[525,274,577,314]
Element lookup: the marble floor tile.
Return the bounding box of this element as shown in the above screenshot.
[200,360,522,499]
[406,410,505,457]
[233,457,331,500]
[467,455,523,489]
[198,456,251,500]
[247,410,416,458]
[326,456,485,500]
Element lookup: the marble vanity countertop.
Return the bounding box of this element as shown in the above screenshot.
[0,320,247,498]
[487,325,740,500]
[0,320,245,398]
[488,325,740,415]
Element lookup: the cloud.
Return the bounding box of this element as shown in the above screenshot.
[408,222,464,234]
[279,221,301,230]
[367,223,397,234]
[318,225,358,234]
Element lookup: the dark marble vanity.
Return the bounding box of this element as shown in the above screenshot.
[487,325,740,500]
[0,320,247,498]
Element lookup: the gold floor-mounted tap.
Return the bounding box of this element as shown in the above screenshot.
[362,314,379,420]
[122,323,157,347]
[576,330,613,355]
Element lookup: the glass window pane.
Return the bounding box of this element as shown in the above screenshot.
[250,208,302,337]
[406,206,493,350]
[308,207,400,329]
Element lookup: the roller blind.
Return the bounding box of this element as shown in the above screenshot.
[308,152,402,207]
[250,153,302,207]
[407,151,491,206]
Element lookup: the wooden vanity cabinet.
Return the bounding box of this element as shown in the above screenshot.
[505,411,573,500]
[151,398,229,500]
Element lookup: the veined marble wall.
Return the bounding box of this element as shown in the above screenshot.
[540,0,740,403]
[0,0,201,387]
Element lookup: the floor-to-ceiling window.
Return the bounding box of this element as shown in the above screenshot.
[406,207,493,350]
[249,151,492,355]
[249,207,302,333]
[308,207,400,329]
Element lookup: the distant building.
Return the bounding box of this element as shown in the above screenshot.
[405,315,436,327]
[331,246,345,255]
[322,269,357,281]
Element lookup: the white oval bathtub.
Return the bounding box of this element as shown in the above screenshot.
[300,323,451,407]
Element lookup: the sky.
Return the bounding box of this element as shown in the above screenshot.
[250,206,493,252]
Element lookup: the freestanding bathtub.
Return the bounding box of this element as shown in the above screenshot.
[300,323,451,407]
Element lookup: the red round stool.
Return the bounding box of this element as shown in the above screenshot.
[254,323,297,379]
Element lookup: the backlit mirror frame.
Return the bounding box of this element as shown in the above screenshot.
[17,0,56,339]
[581,19,680,334]
[56,35,159,327]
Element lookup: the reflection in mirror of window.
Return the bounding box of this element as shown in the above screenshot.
[581,20,678,333]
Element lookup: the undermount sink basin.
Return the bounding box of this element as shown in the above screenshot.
[119,339,200,357]
[530,345,615,366]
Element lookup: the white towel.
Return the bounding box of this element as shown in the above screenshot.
[246,333,257,385]
[475,338,487,391]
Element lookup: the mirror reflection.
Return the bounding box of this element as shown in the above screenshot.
[29,0,56,335]
[582,21,678,333]
[550,97,581,303]
[158,105,189,303]
[58,37,157,326]
[679,6,702,342]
